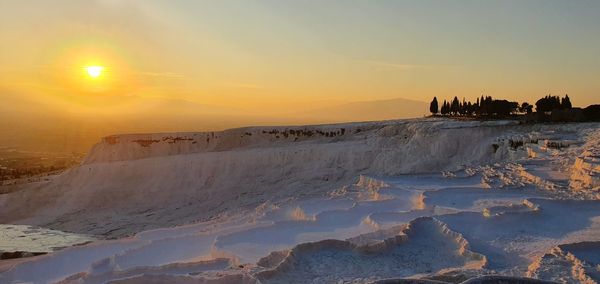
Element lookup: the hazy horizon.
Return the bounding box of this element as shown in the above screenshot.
[1,0,599,151]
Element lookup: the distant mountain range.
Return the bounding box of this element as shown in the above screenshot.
[0,90,427,152]
[299,97,428,123]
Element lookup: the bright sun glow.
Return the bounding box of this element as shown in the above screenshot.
[85,66,104,78]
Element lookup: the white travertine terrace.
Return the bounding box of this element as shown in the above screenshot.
[1,118,599,283]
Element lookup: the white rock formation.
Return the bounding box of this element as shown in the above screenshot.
[1,118,600,283]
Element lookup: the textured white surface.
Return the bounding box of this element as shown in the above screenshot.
[0,225,93,253]
[0,119,599,283]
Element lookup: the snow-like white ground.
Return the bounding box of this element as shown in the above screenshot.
[0,225,94,254]
[0,118,599,283]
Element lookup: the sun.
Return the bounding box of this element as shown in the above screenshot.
[85,66,104,78]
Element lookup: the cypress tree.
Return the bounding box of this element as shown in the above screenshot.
[441,100,449,115]
[430,97,439,115]
[561,94,572,109]
[451,96,460,115]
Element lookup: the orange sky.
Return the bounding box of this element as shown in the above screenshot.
[0,0,599,150]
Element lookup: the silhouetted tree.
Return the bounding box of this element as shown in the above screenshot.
[477,96,492,115]
[451,96,460,115]
[561,94,572,109]
[488,100,518,116]
[430,97,439,115]
[520,102,533,114]
[536,95,562,112]
[441,100,449,115]
[463,98,468,114]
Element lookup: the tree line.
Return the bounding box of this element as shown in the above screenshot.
[429,94,599,122]
[429,95,574,116]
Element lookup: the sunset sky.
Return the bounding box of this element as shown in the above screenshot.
[1,0,599,150]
